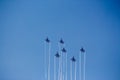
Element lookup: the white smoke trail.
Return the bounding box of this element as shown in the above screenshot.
[80,52,86,80]
[58,42,61,80]
[58,58,60,80]
[60,43,64,80]
[79,52,82,80]
[56,56,61,80]
[48,43,51,80]
[44,42,47,80]
[70,61,72,80]
[62,43,65,80]
[62,54,64,80]
[62,52,66,80]
[54,56,56,80]
[75,62,77,80]
[60,50,63,80]
[65,53,67,80]
[83,53,86,80]
[62,74,64,80]
[82,53,83,80]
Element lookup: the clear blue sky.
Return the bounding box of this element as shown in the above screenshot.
[0,0,120,80]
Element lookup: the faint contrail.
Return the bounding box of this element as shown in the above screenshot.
[79,51,82,80]
[58,57,60,80]
[58,58,60,80]
[44,41,47,80]
[59,41,64,80]
[58,42,60,80]
[80,47,86,80]
[65,53,67,80]
[62,53,64,80]
[81,53,83,80]
[83,52,86,80]
[75,62,77,80]
[54,56,56,80]
[62,48,65,80]
[62,74,64,80]
[70,61,72,80]
[48,43,51,80]
[60,50,63,80]
[71,56,76,80]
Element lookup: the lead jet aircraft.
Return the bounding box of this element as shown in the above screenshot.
[45,37,50,43]
[80,47,85,53]
[55,52,60,58]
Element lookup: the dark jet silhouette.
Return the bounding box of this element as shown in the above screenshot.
[55,52,60,58]
[45,37,50,43]
[71,56,76,62]
[80,47,85,53]
[61,48,67,53]
[60,39,64,44]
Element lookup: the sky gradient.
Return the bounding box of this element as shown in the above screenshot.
[0,0,120,80]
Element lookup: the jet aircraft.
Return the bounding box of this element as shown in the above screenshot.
[71,56,76,62]
[55,52,60,58]
[80,47,85,53]
[62,48,67,53]
[60,39,64,44]
[45,37,50,43]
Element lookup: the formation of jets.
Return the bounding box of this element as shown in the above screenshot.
[45,37,85,62]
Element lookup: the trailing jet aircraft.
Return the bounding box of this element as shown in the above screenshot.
[61,48,67,53]
[71,56,76,62]
[60,39,64,44]
[55,52,60,58]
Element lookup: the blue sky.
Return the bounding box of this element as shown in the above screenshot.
[0,0,120,80]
